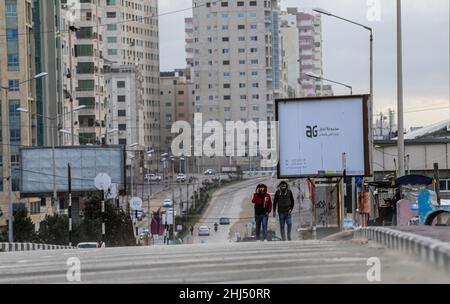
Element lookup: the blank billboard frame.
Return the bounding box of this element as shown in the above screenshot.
[20,145,126,196]
[276,95,371,179]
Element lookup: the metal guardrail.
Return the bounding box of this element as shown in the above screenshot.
[354,227,450,274]
[0,243,74,253]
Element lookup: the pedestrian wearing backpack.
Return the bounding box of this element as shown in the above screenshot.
[273,181,295,241]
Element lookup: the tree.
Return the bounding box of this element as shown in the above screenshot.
[38,214,69,245]
[81,195,135,247]
[13,208,37,243]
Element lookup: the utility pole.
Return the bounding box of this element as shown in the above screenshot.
[68,24,75,145]
[397,0,405,177]
[68,164,72,246]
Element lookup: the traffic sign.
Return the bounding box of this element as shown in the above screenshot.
[94,173,111,191]
[130,197,143,210]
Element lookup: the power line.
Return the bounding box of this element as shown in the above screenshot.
[0,0,219,38]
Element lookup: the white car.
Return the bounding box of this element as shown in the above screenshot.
[176,174,186,182]
[162,199,173,207]
[77,242,99,249]
[198,225,210,236]
[204,169,216,175]
[145,174,162,182]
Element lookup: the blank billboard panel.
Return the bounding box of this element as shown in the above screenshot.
[20,146,124,194]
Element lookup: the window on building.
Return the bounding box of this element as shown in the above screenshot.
[8,80,19,91]
[75,44,94,57]
[117,81,126,88]
[77,80,94,91]
[117,95,126,102]
[118,124,127,131]
[118,110,126,117]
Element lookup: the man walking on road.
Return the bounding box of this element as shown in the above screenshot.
[273,181,295,241]
[252,184,272,241]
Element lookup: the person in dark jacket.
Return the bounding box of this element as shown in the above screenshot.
[251,184,272,241]
[273,181,295,241]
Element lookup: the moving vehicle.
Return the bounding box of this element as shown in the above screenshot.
[198,225,210,236]
[145,174,162,182]
[214,222,219,232]
[219,217,230,225]
[204,169,216,175]
[163,199,173,207]
[176,173,186,182]
[77,242,99,249]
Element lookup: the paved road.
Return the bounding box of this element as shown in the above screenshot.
[192,178,265,244]
[0,240,448,284]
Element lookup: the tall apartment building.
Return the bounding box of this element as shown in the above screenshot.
[0,0,41,229]
[34,1,79,148]
[102,0,160,171]
[160,70,195,155]
[279,12,300,98]
[186,0,279,168]
[105,64,144,147]
[284,8,324,97]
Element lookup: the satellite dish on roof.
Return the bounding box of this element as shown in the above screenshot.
[94,173,112,191]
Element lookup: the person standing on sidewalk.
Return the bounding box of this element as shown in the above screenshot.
[273,181,295,241]
[251,184,272,241]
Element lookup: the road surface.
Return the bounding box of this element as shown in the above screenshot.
[0,240,448,284]
[192,178,265,244]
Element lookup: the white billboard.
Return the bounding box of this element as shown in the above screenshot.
[276,95,371,178]
[20,146,125,194]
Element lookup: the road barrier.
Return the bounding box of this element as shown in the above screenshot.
[354,227,450,274]
[0,242,74,253]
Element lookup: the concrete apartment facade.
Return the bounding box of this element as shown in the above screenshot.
[102,0,160,171]
[160,70,195,157]
[285,8,324,97]
[187,0,279,170]
[0,0,41,229]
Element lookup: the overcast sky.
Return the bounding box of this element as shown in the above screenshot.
[159,0,449,129]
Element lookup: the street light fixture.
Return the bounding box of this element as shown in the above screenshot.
[1,72,48,242]
[304,72,353,95]
[313,8,374,174]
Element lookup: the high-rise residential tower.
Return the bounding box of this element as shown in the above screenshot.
[186,0,279,169]
[102,0,160,171]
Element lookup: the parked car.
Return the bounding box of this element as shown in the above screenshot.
[219,217,231,225]
[163,199,173,207]
[145,174,162,182]
[176,173,186,182]
[204,169,216,175]
[198,225,210,236]
[77,242,99,249]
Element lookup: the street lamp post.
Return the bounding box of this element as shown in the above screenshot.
[313,8,374,174]
[397,0,405,177]
[1,72,48,242]
[304,72,353,95]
